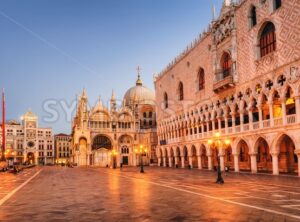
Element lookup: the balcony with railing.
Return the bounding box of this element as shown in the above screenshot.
[213,69,235,93]
[162,114,299,146]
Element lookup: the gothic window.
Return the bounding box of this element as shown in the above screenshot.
[198,68,205,90]
[260,22,276,57]
[178,82,184,101]
[163,92,168,109]
[250,6,257,28]
[221,52,232,78]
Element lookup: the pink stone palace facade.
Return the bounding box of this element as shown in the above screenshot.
[154,0,300,176]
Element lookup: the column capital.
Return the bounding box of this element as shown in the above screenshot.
[270,152,279,156]
[294,149,300,155]
[249,152,257,156]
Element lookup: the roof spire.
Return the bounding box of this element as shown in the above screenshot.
[136,65,143,86]
[111,89,116,101]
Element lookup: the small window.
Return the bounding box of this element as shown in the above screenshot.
[198,68,205,90]
[250,6,257,27]
[164,92,168,109]
[274,0,281,10]
[222,52,232,78]
[178,82,184,101]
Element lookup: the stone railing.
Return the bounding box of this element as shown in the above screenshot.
[274,117,283,126]
[287,114,296,124]
[263,119,270,128]
[161,114,299,145]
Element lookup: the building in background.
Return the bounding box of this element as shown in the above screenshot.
[71,73,157,167]
[155,0,300,176]
[0,110,54,165]
[54,133,72,164]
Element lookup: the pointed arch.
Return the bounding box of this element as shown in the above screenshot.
[198,68,205,91]
[259,22,276,58]
[178,82,184,101]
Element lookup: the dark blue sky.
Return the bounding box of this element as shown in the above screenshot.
[0,0,223,133]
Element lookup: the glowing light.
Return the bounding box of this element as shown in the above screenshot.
[286,98,295,105]
[225,139,231,145]
[208,140,213,145]
[215,132,220,137]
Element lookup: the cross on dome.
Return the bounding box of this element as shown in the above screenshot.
[136,65,143,86]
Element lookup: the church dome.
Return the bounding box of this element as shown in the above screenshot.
[123,74,155,106]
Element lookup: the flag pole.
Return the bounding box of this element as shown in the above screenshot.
[1,88,6,161]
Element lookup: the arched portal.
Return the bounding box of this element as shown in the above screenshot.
[225,146,233,169]
[92,135,113,167]
[92,135,112,150]
[200,145,208,169]
[255,138,272,172]
[237,140,251,171]
[176,147,181,167]
[183,146,188,167]
[169,147,175,167]
[277,135,297,174]
[79,138,88,166]
[27,152,35,164]
[191,145,197,168]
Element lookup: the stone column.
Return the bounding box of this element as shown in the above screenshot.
[188,156,193,168]
[295,96,300,123]
[206,122,209,134]
[212,119,215,131]
[224,117,228,134]
[281,100,287,125]
[233,154,239,172]
[232,115,236,133]
[208,155,213,170]
[197,155,202,169]
[271,153,279,175]
[248,110,253,130]
[157,157,161,167]
[169,157,173,168]
[219,154,225,171]
[174,156,178,167]
[201,124,204,137]
[181,156,185,168]
[163,157,167,167]
[269,102,274,127]
[250,153,257,174]
[258,107,263,128]
[240,112,244,132]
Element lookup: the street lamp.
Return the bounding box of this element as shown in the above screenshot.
[208,132,231,184]
[110,150,118,169]
[135,145,147,173]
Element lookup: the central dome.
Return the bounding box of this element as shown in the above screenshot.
[123,74,155,106]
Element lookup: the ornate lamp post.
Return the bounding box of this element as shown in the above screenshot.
[208,132,231,184]
[135,145,147,173]
[110,150,118,169]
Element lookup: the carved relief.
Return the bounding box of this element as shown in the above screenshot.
[288,66,300,84]
[213,14,235,45]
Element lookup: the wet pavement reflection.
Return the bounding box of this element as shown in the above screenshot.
[0,166,299,222]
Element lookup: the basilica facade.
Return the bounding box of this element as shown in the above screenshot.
[155,0,300,176]
[71,74,157,167]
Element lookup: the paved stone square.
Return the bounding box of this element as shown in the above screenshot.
[0,166,300,222]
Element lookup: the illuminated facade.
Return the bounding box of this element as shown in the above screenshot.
[155,0,300,176]
[54,133,72,164]
[0,110,54,164]
[71,74,157,167]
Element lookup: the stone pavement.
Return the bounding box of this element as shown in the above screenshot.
[0,166,300,222]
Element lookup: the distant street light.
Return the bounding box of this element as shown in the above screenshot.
[208,132,231,184]
[135,145,147,173]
